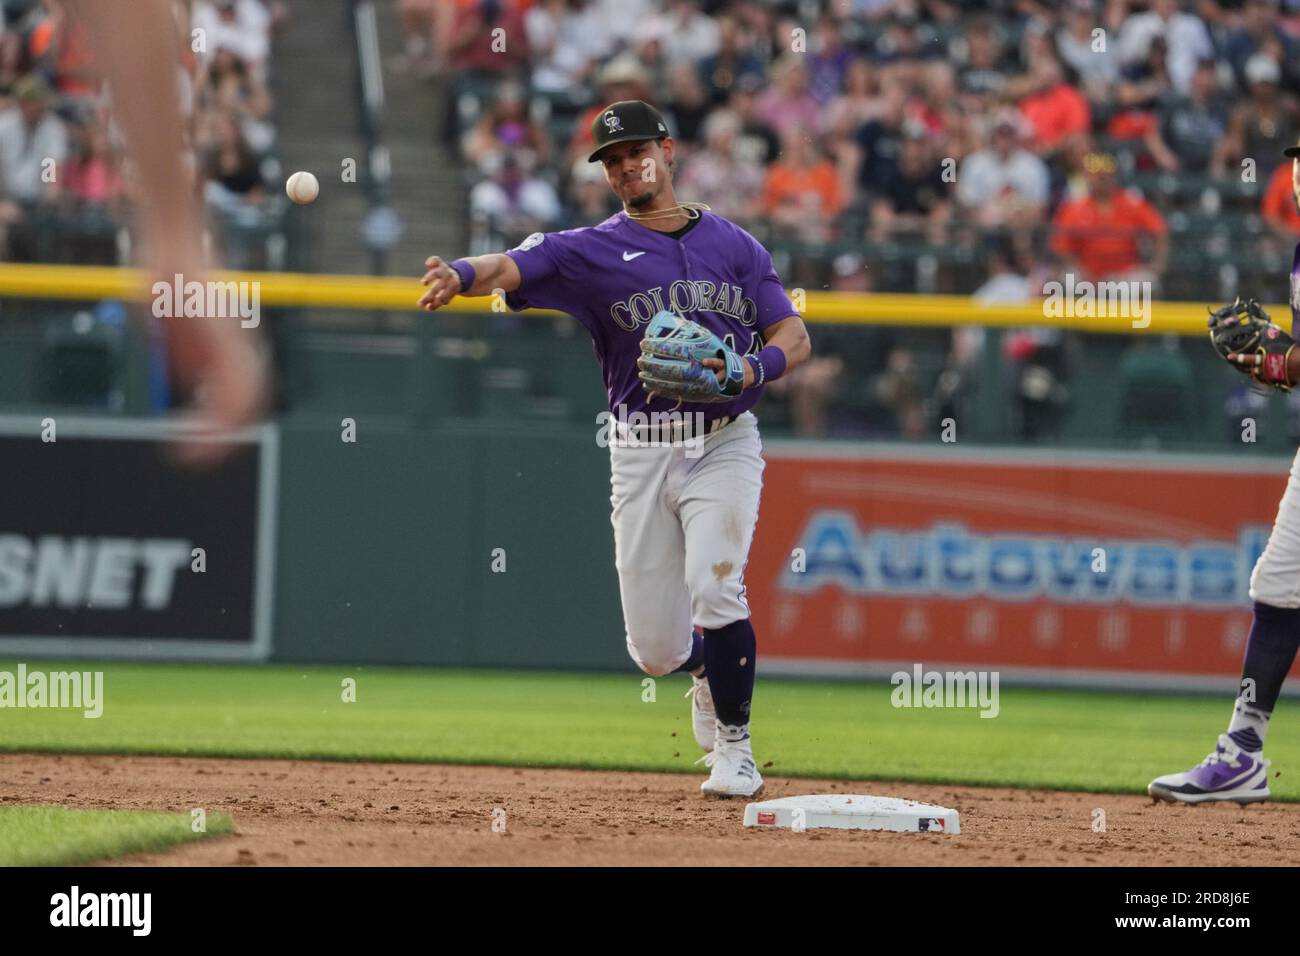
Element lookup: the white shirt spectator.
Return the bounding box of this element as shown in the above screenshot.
[0,107,69,203]
[525,1,613,94]
[1117,9,1213,95]
[589,0,658,51]
[193,1,272,76]
[646,2,720,68]
[470,174,561,227]
[956,147,1050,209]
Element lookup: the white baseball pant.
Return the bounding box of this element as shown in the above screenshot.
[1250,445,1300,608]
[609,411,765,676]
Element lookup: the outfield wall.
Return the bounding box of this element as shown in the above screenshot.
[3,414,1298,694]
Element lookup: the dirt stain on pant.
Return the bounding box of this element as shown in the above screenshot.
[712,561,734,581]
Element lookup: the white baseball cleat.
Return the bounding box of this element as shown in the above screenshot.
[699,722,764,798]
[685,675,716,752]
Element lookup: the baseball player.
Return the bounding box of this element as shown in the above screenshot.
[418,100,811,797]
[1148,141,1300,804]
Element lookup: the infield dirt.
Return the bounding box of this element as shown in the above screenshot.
[3,753,1297,866]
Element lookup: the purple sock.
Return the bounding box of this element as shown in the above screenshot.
[702,619,756,727]
[672,628,705,674]
[1240,601,1300,712]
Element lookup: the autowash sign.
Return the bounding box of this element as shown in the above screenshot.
[750,444,1299,691]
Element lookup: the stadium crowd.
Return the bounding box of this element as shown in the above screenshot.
[402,0,1300,438]
[0,0,286,269]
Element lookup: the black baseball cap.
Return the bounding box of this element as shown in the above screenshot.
[587,100,670,163]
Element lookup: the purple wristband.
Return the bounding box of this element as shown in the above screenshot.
[449,258,476,294]
[746,346,788,388]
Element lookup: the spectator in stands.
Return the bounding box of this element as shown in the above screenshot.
[1261,141,1300,243]
[28,0,95,99]
[1144,58,1230,176]
[854,79,907,196]
[199,108,267,246]
[394,0,440,75]
[666,61,711,147]
[524,0,610,96]
[869,125,952,246]
[874,346,926,439]
[726,74,779,167]
[1056,0,1120,104]
[957,16,1009,109]
[462,80,552,176]
[761,125,844,243]
[0,74,67,259]
[1050,151,1168,284]
[469,152,561,245]
[1013,51,1091,158]
[823,58,883,137]
[1222,0,1297,91]
[1116,0,1213,96]
[589,0,658,53]
[442,0,530,77]
[57,112,122,210]
[956,111,1050,231]
[807,14,856,104]
[193,0,273,80]
[198,45,275,154]
[1112,31,1172,150]
[564,150,619,225]
[698,11,764,105]
[676,109,763,224]
[646,0,718,69]
[1223,54,1297,183]
[757,54,821,141]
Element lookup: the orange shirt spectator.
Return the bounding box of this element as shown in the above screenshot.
[1020,83,1090,154]
[29,16,97,98]
[1051,189,1167,279]
[1261,161,1300,236]
[761,157,844,219]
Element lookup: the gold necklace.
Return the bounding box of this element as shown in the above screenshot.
[623,201,711,222]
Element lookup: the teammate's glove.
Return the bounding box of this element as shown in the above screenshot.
[637,311,745,405]
[1207,297,1297,392]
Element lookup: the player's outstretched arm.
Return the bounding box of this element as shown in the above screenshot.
[417,253,521,311]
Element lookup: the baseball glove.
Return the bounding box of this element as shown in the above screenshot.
[637,311,745,405]
[1208,297,1296,392]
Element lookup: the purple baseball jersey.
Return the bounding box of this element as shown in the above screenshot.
[503,210,798,417]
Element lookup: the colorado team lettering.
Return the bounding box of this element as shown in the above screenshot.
[610,281,756,331]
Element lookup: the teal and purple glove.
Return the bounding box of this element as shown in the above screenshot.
[637,311,745,405]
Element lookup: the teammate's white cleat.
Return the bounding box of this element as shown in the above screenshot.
[685,675,716,752]
[699,722,763,797]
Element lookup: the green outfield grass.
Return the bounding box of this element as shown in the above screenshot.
[0,806,232,866]
[0,661,1293,800]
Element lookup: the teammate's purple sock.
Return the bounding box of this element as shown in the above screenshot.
[673,629,705,675]
[1226,601,1300,751]
[702,619,756,728]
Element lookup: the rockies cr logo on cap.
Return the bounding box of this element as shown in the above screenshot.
[604,111,623,133]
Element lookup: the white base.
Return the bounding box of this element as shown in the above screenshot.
[743,794,960,834]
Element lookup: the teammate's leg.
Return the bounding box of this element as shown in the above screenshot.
[1149,448,1300,803]
[676,413,766,796]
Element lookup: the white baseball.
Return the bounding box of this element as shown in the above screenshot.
[286,171,319,204]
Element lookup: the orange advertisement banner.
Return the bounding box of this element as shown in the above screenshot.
[750,445,1300,688]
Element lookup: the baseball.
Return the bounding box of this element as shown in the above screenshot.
[285,171,319,204]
